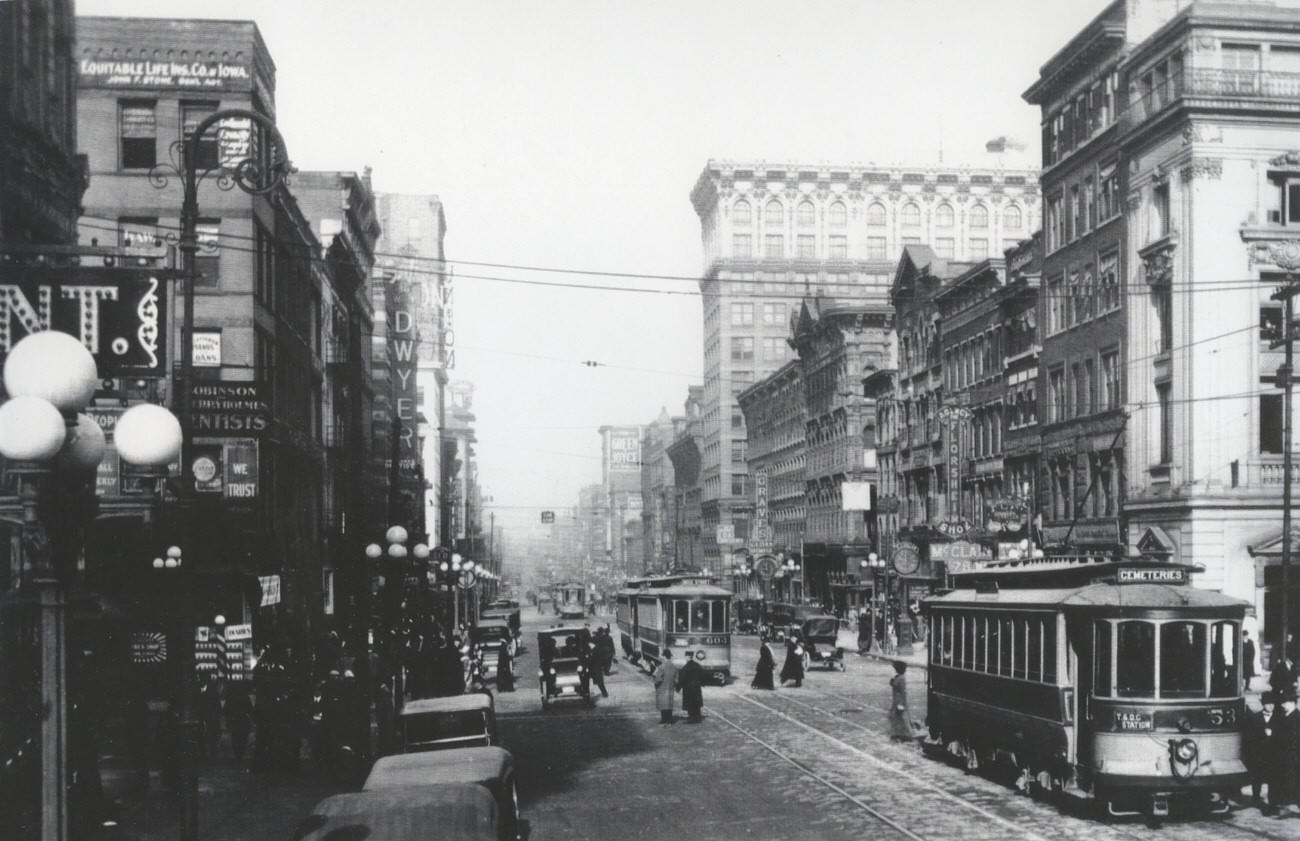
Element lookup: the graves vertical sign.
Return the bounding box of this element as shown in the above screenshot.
[0,263,167,375]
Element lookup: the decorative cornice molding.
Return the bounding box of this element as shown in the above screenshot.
[1247,238,1300,271]
[1270,150,1300,168]
[1180,157,1222,182]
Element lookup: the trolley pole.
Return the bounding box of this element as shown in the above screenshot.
[1270,276,1299,657]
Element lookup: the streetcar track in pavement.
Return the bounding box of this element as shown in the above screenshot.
[746,684,1295,841]
[708,706,928,841]
[733,691,1056,841]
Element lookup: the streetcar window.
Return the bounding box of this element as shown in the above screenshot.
[1012,619,1027,679]
[674,601,689,632]
[1026,619,1042,681]
[955,615,967,669]
[691,602,711,632]
[974,617,987,672]
[1000,618,1014,677]
[1160,621,1207,699]
[1094,620,1112,697]
[1210,621,1238,697]
[1042,618,1058,683]
[987,618,1000,674]
[712,601,727,633]
[944,615,954,666]
[1116,621,1155,697]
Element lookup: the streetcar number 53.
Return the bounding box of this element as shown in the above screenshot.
[1208,708,1236,726]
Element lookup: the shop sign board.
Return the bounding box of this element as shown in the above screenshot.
[1042,521,1121,546]
[184,382,270,436]
[0,264,167,376]
[258,575,281,607]
[78,56,254,92]
[224,623,253,641]
[131,632,167,664]
[987,497,1029,531]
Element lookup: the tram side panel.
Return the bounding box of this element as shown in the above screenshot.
[637,596,664,667]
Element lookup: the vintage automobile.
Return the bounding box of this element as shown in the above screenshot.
[399,692,498,753]
[800,614,846,671]
[364,747,519,841]
[471,620,515,680]
[537,626,595,709]
[734,598,763,634]
[298,785,497,841]
[481,606,523,652]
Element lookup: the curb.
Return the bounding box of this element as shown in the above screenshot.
[856,650,928,671]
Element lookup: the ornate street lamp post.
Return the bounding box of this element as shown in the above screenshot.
[367,526,429,705]
[0,332,181,841]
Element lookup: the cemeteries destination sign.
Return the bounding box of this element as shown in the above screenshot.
[0,264,166,376]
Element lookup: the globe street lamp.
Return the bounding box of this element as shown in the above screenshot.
[0,332,180,841]
[438,552,477,630]
[366,526,429,700]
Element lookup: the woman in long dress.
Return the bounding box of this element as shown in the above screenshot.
[888,660,914,741]
[780,637,804,688]
[751,640,775,689]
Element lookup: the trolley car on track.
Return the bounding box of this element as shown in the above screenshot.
[552,582,587,617]
[616,573,733,683]
[922,554,1250,820]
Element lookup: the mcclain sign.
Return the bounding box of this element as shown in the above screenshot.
[0,265,167,376]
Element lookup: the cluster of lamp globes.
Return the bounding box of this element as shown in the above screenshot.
[773,557,801,578]
[363,525,498,582]
[1007,539,1045,561]
[860,552,886,571]
[0,332,182,481]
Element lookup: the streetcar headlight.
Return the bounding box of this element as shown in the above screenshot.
[1173,738,1197,764]
[537,671,544,678]
[550,668,556,675]
[695,650,706,661]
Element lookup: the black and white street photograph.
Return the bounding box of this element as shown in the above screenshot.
[5,0,1300,838]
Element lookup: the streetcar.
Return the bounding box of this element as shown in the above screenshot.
[922,554,1249,819]
[551,582,587,616]
[616,572,732,683]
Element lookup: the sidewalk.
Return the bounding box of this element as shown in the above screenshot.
[856,643,928,671]
[109,753,345,841]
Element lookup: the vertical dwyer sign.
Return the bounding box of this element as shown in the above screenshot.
[0,264,167,376]
[388,277,422,482]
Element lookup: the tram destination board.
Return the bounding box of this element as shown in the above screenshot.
[1116,566,1187,585]
[1114,710,1153,731]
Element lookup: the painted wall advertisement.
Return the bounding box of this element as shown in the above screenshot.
[605,428,641,473]
[184,382,269,435]
[78,57,253,91]
[0,264,167,376]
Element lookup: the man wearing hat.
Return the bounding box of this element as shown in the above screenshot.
[1245,692,1275,810]
[1269,688,1300,815]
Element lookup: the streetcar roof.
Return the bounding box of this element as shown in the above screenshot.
[364,747,512,790]
[473,619,510,629]
[299,785,497,841]
[926,583,1249,612]
[632,584,733,598]
[400,693,494,717]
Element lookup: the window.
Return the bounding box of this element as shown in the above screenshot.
[1157,382,1173,464]
[935,204,954,227]
[765,200,783,227]
[733,234,752,258]
[999,617,1014,677]
[731,337,754,361]
[1101,350,1120,410]
[1046,274,1065,334]
[733,200,751,226]
[119,101,157,169]
[973,617,987,672]
[867,203,887,226]
[731,408,745,430]
[1068,184,1080,240]
[1027,618,1043,681]
[1161,621,1206,698]
[1222,44,1261,92]
[181,102,219,171]
[902,236,921,247]
[762,337,786,361]
[1261,393,1284,454]
[1274,177,1300,225]
[866,237,887,260]
[674,601,689,632]
[1083,177,1095,232]
[1154,285,1173,353]
[730,476,747,497]
[1048,368,1065,423]
[1151,181,1171,240]
[1098,162,1118,221]
[730,302,754,326]
[829,235,847,259]
[829,201,847,227]
[969,239,988,261]
[762,302,784,325]
[987,619,1000,674]
[969,204,988,229]
[195,220,221,288]
[255,220,274,305]
[1116,621,1155,697]
[901,202,921,227]
[731,442,746,464]
[1004,205,1022,230]
[1210,621,1239,698]
[797,234,816,258]
[764,234,784,258]
[797,201,816,227]
[935,238,954,260]
[1098,250,1119,312]
[1095,621,1113,696]
[1046,193,1064,251]
[1082,359,1095,416]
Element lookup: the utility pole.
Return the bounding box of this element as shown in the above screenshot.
[1271,275,1299,657]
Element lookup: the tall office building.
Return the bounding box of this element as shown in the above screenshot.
[689,161,1039,578]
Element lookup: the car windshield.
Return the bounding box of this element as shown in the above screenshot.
[403,711,489,747]
[805,618,837,637]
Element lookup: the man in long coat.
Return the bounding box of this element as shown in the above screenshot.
[1245,692,1274,810]
[653,649,678,725]
[1270,689,1300,814]
[677,656,706,723]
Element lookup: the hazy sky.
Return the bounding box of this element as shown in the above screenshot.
[79,0,1110,538]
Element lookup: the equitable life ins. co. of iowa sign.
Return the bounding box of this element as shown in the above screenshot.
[0,264,167,377]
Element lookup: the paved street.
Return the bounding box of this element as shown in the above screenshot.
[114,610,1297,841]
